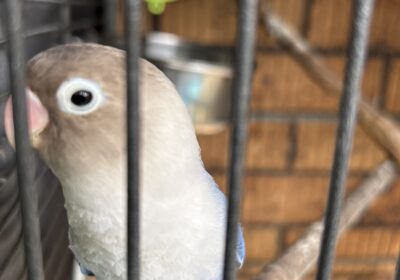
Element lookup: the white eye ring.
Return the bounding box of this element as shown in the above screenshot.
[56,77,105,115]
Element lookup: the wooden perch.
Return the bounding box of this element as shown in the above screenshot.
[253,160,397,280]
[261,1,400,165]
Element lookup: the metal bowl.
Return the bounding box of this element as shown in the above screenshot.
[144,32,233,134]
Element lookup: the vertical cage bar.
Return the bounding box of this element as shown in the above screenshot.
[103,0,117,44]
[60,0,70,43]
[316,1,375,280]
[223,0,258,279]
[125,0,141,279]
[395,253,400,280]
[4,0,45,279]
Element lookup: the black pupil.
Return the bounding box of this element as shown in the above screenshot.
[71,90,93,106]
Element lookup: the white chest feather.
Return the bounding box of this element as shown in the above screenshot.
[61,168,229,280]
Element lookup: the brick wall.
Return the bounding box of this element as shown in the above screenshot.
[130,0,400,279]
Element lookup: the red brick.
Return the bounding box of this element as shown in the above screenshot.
[210,173,227,194]
[333,261,397,277]
[239,253,397,280]
[159,0,237,46]
[242,226,279,262]
[241,261,396,280]
[369,0,400,51]
[384,58,400,114]
[246,122,290,170]
[251,54,383,112]
[153,0,306,48]
[242,174,362,224]
[294,122,387,171]
[197,122,290,171]
[198,129,229,170]
[242,171,398,226]
[362,178,400,225]
[238,262,264,280]
[300,261,396,280]
[275,0,400,51]
[308,0,352,49]
[294,122,335,170]
[337,228,400,258]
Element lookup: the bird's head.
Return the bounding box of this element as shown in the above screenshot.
[4,43,201,184]
[5,44,127,173]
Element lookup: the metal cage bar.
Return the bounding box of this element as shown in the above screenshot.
[103,0,117,44]
[125,0,141,279]
[223,0,258,279]
[4,0,45,279]
[60,0,71,43]
[395,253,400,280]
[316,1,375,280]
[0,21,97,47]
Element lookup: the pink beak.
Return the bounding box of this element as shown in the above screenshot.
[4,89,49,148]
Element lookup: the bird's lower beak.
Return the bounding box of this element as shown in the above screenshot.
[4,89,49,149]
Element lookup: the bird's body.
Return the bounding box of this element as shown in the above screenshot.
[4,43,244,280]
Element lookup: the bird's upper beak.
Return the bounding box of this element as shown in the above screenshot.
[4,89,49,148]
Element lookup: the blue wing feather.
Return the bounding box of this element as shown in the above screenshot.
[236,225,246,268]
[79,263,95,276]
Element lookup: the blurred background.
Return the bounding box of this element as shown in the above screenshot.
[140,1,400,279]
[1,0,400,279]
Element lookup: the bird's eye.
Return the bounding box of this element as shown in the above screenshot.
[56,78,104,115]
[71,90,93,106]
